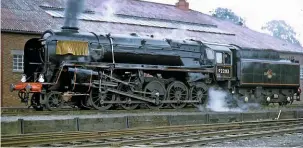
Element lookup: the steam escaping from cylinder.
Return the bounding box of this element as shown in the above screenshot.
[199,87,261,112]
[62,0,85,31]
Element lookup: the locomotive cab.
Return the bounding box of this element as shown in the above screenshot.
[205,44,233,80]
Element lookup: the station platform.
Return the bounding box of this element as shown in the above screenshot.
[1,108,303,135]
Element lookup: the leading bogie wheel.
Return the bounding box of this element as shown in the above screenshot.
[167,81,188,109]
[45,91,64,111]
[144,80,167,110]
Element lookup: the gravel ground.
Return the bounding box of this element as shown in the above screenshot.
[204,132,303,147]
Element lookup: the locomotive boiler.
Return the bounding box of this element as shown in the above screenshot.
[10,0,301,111]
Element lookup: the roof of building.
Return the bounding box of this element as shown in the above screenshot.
[1,0,303,53]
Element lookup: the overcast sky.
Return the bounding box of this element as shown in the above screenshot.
[142,0,303,45]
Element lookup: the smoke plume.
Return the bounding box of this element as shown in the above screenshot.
[199,87,261,112]
[63,0,85,29]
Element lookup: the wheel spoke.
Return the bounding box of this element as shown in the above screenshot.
[45,92,63,111]
[116,84,139,110]
[93,98,101,104]
[89,82,115,111]
[167,81,188,109]
[190,83,208,108]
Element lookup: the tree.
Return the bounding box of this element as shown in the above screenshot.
[261,20,301,46]
[211,7,246,26]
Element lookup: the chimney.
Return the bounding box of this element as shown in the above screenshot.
[175,0,189,11]
[61,0,85,33]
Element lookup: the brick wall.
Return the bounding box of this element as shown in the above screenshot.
[1,32,39,107]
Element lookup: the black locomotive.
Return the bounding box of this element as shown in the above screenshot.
[10,0,301,111]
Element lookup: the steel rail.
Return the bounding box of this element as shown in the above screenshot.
[155,127,303,147]
[77,123,303,147]
[0,124,245,146]
[1,118,302,147]
[2,118,300,138]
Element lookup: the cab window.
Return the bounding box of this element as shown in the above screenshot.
[216,52,231,64]
[206,48,215,60]
[224,53,231,64]
[216,52,223,64]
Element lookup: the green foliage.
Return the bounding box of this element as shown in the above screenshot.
[211,7,246,26]
[262,20,301,46]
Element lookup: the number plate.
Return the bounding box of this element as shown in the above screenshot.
[217,68,230,74]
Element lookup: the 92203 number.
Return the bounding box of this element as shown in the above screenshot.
[218,68,230,74]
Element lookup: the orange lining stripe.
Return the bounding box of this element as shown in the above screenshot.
[241,82,298,86]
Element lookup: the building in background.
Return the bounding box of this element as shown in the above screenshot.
[1,0,303,107]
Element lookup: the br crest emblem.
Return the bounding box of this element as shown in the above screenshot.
[264,69,276,79]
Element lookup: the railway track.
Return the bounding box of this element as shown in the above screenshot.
[1,118,303,147]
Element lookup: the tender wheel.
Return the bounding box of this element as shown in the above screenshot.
[144,80,167,110]
[278,100,288,106]
[167,81,188,109]
[116,84,139,110]
[89,87,115,111]
[189,82,208,107]
[45,91,64,111]
[261,95,270,106]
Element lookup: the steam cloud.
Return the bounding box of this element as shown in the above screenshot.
[199,87,261,113]
[101,0,118,19]
[96,0,127,19]
[151,26,191,40]
[167,26,189,40]
[63,0,85,29]
[94,0,127,33]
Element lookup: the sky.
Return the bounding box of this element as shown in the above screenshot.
[142,0,303,45]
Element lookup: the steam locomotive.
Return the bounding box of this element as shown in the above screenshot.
[10,1,301,111]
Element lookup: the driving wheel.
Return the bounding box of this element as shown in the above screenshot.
[89,87,115,111]
[189,82,208,107]
[144,80,167,110]
[167,81,188,109]
[116,83,139,110]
